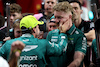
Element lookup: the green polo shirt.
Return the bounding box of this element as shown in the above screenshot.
[46,24,87,67]
[0,33,68,67]
[91,39,97,58]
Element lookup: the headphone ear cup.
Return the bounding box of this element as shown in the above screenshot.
[81,10,83,14]
[42,2,45,10]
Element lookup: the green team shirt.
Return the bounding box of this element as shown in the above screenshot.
[91,39,97,58]
[46,24,87,67]
[0,33,68,67]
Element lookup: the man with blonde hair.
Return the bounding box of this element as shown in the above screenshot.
[46,1,87,67]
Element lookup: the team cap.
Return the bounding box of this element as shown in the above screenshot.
[20,15,44,30]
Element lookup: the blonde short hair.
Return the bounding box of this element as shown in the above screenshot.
[53,1,75,22]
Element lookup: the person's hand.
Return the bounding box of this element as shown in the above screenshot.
[9,41,25,67]
[59,19,70,33]
[11,41,25,57]
[3,37,11,41]
[37,31,44,39]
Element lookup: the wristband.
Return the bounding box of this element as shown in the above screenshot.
[13,49,21,54]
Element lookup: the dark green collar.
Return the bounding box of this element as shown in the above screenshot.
[66,24,76,35]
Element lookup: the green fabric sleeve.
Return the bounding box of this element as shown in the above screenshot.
[75,36,87,55]
[46,33,68,56]
[46,31,52,41]
[0,42,10,60]
[92,39,97,58]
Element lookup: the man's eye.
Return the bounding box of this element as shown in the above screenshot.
[13,14,16,17]
[51,2,54,4]
[58,17,62,19]
[74,7,78,10]
[47,2,50,4]
[55,16,62,19]
[53,26,56,28]
[50,25,57,28]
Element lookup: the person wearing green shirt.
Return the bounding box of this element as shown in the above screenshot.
[92,39,97,58]
[91,39,97,66]
[46,1,87,67]
[0,15,68,67]
[9,41,25,67]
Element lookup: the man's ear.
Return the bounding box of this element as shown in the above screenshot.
[80,9,83,14]
[69,14,72,19]
[32,28,35,33]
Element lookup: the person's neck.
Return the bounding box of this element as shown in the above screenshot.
[68,20,73,30]
[74,17,82,28]
[44,11,52,16]
[32,33,36,38]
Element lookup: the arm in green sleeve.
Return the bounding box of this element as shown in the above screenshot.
[0,42,10,60]
[46,33,68,56]
[46,31,52,41]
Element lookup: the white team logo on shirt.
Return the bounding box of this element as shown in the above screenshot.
[82,37,87,50]
[22,45,38,52]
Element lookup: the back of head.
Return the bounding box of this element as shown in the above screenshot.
[10,3,22,13]
[20,15,44,34]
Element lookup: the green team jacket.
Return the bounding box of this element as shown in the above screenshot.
[46,24,87,67]
[91,39,97,58]
[0,33,68,67]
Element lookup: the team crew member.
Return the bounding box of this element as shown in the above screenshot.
[9,41,25,67]
[0,41,25,67]
[0,3,22,45]
[69,1,95,66]
[3,18,22,41]
[43,15,58,39]
[47,15,58,32]
[91,39,97,58]
[46,1,87,67]
[0,15,68,67]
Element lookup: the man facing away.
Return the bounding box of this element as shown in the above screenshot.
[0,15,68,67]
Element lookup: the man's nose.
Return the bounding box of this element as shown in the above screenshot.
[55,18,59,23]
[10,16,14,19]
[49,2,52,6]
[73,8,76,12]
